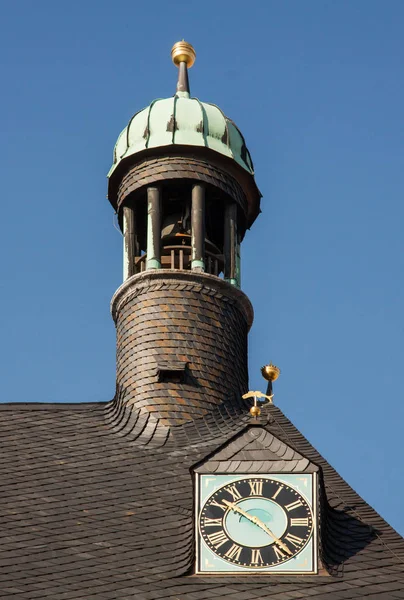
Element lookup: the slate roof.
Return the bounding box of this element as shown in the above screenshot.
[1,398,403,599]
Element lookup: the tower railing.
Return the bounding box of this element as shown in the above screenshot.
[135,246,223,276]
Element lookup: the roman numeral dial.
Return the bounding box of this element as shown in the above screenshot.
[199,477,314,569]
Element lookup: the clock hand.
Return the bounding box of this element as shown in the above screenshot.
[223,499,260,525]
[223,499,293,556]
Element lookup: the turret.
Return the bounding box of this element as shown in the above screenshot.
[108,42,261,430]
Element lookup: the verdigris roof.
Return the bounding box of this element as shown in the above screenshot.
[108,94,255,179]
[1,398,403,599]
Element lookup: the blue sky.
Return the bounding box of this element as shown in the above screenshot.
[1,1,403,536]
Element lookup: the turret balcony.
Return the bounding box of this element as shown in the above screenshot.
[134,246,223,276]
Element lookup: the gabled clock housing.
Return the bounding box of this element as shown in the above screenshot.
[194,426,321,574]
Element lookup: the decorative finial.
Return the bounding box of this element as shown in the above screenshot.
[250,404,261,418]
[261,363,281,382]
[260,363,280,407]
[171,41,196,68]
[242,391,274,420]
[171,41,196,97]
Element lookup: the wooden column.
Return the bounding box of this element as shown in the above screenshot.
[146,186,162,270]
[123,205,139,281]
[191,184,205,272]
[224,202,237,285]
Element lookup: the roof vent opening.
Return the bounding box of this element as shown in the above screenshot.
[157,361,189,384]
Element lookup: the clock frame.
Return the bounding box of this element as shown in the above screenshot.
[196,473,318,574]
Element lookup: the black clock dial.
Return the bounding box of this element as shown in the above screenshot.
[199,477,314,568]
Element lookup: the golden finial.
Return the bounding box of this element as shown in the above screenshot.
[242,391,274,403]
[249,405,261,418]
[242,391,274,420]
[261,363,281,382]
[171,40,196,68]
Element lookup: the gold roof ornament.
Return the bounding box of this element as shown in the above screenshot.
[249,404,261,418]
[171,40,196,68]
[242,363,280,419]
[242,391,274,420]
[242,391,274,403]
[261,363,281,382]
[170,41,196,98]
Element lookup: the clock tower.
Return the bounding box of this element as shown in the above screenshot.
[107,43,326,573]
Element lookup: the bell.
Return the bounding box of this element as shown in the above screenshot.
[161,212,220,254]
[161,212,191,246]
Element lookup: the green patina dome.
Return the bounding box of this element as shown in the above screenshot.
[107,42,261,225]
[107,94,255,179]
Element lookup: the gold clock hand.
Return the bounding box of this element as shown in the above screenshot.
[223,499,256,523]
[223,499,293,556]
[251,519,293,556]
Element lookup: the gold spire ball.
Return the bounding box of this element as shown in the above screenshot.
[261,363,281,382]
[171,40,196,68]
[250,405,261,418]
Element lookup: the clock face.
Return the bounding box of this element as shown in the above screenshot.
[197,475,316,573]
